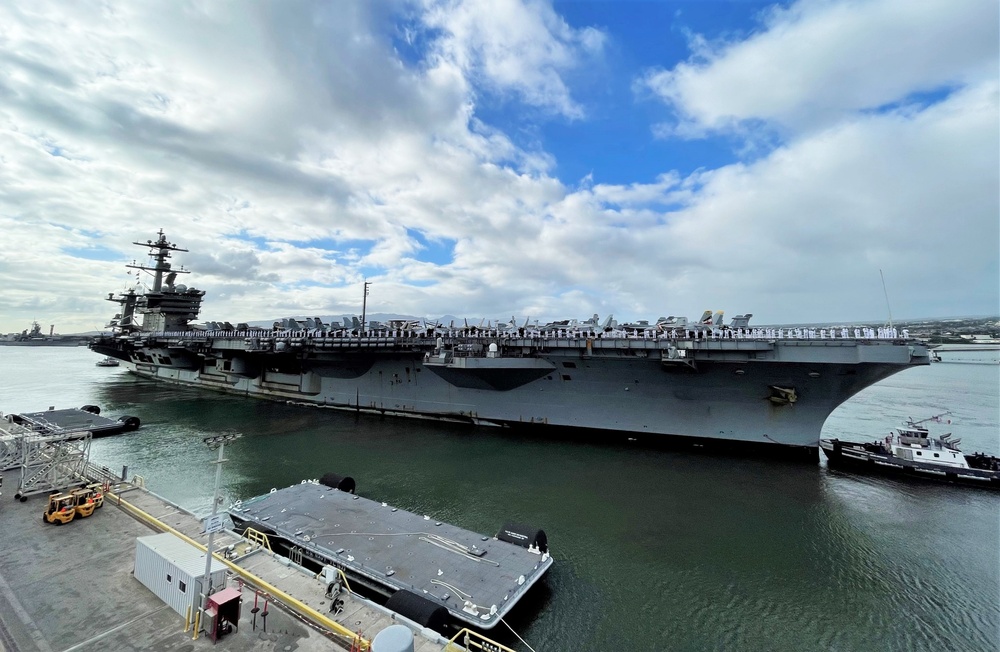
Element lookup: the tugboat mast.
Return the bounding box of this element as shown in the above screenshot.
[126,229,189,291]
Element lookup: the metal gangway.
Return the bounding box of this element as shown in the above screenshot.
[1,415,93,499]
[0,415,33,471]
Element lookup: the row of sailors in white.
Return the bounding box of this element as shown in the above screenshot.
[153,326,908,341]
[665,326,907,340]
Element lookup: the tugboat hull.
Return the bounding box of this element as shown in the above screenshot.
[821,438,1000,488]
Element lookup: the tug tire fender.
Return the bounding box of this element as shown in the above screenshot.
[496,522,548,554]
[319,473,356,494]
[117,416,141,430]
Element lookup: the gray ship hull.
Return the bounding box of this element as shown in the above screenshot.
[92,333,929,457]
[91,231,931,459]
[0,339,87,347]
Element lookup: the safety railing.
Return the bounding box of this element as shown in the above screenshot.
[243,526,274,552]
[446,629,519,652]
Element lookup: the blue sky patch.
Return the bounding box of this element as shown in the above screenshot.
[866,86,958,116]
[406,228,454,265]
[63,245,121,261]
[230,232,275,251]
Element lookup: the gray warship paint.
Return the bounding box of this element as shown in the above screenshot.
[92,332,929,456]
[90,231,930,458]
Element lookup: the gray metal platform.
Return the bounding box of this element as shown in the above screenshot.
[229,482,553,629]
[9,407,139,437]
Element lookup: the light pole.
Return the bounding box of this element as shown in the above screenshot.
[201,433,241,620]
[359,280,370,346]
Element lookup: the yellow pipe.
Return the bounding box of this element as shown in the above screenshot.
[184,605,191,632]
[192,610,200,640]
[108,489,370,650]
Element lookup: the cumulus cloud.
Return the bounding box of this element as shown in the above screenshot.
[0,0,600,330]
[419,0,605,119]
[640,0,999,136]
[0,0,995,334]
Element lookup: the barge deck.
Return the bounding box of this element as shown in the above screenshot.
[229,481,553,630]
[6,406,140,437]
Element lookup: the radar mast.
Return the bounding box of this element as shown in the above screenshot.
[126,229,189,291]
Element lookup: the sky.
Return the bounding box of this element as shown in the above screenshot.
[0,0,997,334]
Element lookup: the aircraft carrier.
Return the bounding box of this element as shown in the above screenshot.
[89,231,931,459]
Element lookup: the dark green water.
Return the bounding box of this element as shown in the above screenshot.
[1,347,997,651]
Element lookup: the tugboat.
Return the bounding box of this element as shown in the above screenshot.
[821,412,1000,487]
[95,356,120,367]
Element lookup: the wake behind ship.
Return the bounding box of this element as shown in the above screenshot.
[90,231,930,459]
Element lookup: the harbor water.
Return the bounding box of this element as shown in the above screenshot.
[1,346,997,652]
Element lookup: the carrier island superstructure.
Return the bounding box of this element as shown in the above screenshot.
[90,232,931,459]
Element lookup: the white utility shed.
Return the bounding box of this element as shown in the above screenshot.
[134,532,227,617]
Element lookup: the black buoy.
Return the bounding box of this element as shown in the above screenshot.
[80,405,101,415]
[319,473,356,494]
[116,416,141,430]
[384,590,449,632]
[496,522,548,554]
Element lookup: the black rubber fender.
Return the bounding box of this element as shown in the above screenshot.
[80,405,101,415]
[384,590,449,632]
[319,473,355,494]
[496,522,548,553]
[117,416,141,430]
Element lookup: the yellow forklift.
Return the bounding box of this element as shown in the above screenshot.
[43,493,77,525]
[83,482,105,509]
[70,486,98,518]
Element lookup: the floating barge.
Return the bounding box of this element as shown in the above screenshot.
[6,406,140,438]
[228,480,552,631]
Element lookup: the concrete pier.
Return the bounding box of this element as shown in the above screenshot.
[0,469,474,652]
